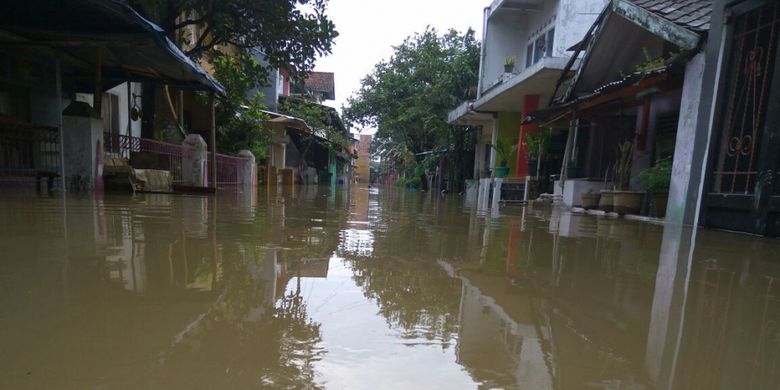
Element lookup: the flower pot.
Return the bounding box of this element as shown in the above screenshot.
[495,166,509,178]
[581,192,601,209]
[650,192,668,217]
[612,190,645,215]
[504,64,514,73]
[599,190,614,212]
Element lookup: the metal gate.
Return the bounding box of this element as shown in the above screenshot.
[704,0,780,236]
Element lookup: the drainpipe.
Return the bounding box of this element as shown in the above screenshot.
[477,6,490,100]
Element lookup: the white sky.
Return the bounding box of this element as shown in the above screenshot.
[314,0,486,134]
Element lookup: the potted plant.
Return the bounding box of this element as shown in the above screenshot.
[581,189,600,209]
[524,131,549,178]
[490,139,517,178]
[504,56,516,73]
[635,159,671,217]
[612,141,644,215]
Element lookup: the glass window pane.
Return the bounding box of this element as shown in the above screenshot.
[534,35,545,63]
[526,44,533,68]
[546,28,555,57]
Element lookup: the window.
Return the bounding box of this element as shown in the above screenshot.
[526,27,556,69]
[546,28,555,57]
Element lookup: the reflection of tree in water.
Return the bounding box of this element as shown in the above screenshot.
[346,256,461,344]
[338,194,468,345]
[158,244,324,389]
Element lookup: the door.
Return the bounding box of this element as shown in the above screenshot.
[704,0,780,236]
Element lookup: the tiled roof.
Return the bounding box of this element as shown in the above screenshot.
[304,72,335,98]
[628,0,713,32]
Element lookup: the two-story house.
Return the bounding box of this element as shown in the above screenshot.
[449,0,606,204]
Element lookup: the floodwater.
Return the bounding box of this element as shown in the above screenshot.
[1,187,779,389]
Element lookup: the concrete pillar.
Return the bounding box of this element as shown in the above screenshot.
[492,178,503,209]
[666,52,707,226]
[62,101,104,193]
[182,134,208,187]
[238,150,257,189]
[516,95,539,178]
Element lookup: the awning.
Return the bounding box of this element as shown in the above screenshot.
[0,0,225,95]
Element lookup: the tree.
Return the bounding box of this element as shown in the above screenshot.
[130,0,338,78]
[210,54,271,159]
[344,27,480,191]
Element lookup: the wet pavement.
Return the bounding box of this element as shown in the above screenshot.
[1,186,779,389]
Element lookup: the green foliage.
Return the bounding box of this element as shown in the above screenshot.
[490,138,517,166]
[395,176,422,189]
[524,131,550,162]
[504,56,516,66]
[278,98,349,151]
[613,140,634,190]
[130,0,337,78]
[211,55,272,159]
[344,27,481,187]
[635,159,672,193]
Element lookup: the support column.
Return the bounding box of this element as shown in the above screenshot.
[666,52,707,226]
[208,92,217,189]
[238,150,257,189]
[516,95,539,178]
[182,134,208,187]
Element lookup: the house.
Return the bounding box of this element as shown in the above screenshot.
[678,0,780,236]
[448,0,608,206]
[0,0,224,192]
[265,71,354,188]
[524,0,712,219]
[356,134,372,184]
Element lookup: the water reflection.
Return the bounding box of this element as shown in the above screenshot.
[0,187,779,388]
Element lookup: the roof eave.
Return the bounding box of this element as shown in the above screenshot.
[613,0,701,50]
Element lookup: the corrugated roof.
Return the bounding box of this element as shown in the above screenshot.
[628,0,713,32]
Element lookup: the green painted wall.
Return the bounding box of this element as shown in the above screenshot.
[497,112,522,176]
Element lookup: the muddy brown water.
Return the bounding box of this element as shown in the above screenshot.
[0,186,779,389]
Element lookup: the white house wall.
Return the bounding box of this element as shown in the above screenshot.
[106,82,142,138]
[483,13,528,92]
[555,0,609,57]
[481,0,607,96]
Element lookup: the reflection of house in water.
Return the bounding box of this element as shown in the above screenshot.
[441,263,553,389]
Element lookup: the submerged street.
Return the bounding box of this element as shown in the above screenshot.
[1,187,778,389]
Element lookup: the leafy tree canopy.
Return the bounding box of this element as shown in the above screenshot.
[343,27,480,185]
[130,0,338,78]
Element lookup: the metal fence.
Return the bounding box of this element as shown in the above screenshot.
[104,133,184,182]
[0,118,60,187]
[106,133,247,187]
[209,153,245,185]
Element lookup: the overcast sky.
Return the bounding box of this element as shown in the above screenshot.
[313,0,486,134]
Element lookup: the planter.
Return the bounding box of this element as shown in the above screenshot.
[527,159,538,177]
[566,166,580,178]
[649,192,669,217]
[599,190,614,212]
[581,192,601,209]
[504,65,514,73]
[612,190,645,215]
[495,166,509,178]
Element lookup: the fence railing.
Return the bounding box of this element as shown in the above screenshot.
[104,133,184,183]
[106,133,249,187]
[209,153,245,185]
[0,119,60,183]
